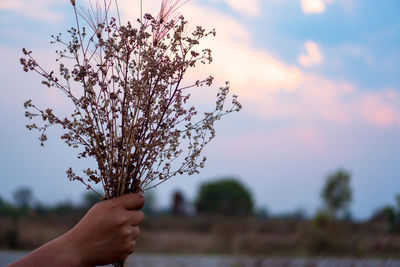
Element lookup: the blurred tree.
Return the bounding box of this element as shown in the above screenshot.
[196,178,253,216]
[33,202,48,216]
[0,196,6,209]
[0,195,20,248]
[13,187,33,210]
[321,169,352,219]
[256,206,269,219]
[142,191,156,216]
[384,194,400,233]
[172,190,186,216]
[312,210,332,229]
[343,210,353,222]
[83,191,102,208]
[0,196,16,217]
[52,201,75,214]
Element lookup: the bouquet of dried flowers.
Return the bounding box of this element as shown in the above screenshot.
[20,0,240,265]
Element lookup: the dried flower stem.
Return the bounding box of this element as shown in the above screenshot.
[21,2,241,264]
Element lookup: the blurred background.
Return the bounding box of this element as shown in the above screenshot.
[1,0,400,263]
[0,177,400,258]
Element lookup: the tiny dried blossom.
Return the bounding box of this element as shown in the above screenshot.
[20,0,241,201]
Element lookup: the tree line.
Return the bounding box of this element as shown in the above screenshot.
[1,170,399,233]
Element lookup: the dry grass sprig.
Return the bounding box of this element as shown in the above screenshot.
[21,1,241,266]
[20,0,240,219]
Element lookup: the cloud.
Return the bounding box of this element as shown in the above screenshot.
[0,0,65,23]
[358,91,400,127]
[301,0,334,15]
[91,0,400,131]
[298,41,324,67]
[118,0,303,96]
[180,4,304,97]
[210,0,260,16]
[175,3,400,131]
[5,0,400,152]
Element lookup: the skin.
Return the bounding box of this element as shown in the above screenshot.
[9,193,145,267]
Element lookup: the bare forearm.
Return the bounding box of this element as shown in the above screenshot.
[8,233,86,267]
[9,194,144,267]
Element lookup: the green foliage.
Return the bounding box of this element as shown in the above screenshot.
[52,201,76,214]
[312,210,333,229]
[196,178,253,216]
[4,227,19,249]
[307,227,338,254]
[13,187,33,209]
[384,194,400,233]
[321,169,352,219]
[143,191,157,216]
[83,191,102,208]
[256,206,269,219]
[309,210,346,254]
[0,197,18,217]
[171,190,185,216]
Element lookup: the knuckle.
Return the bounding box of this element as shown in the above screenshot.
[132,226,140,237]
[116,214,129,226]
[138,196,145,207]
[137,211,145,222]
[131,211,145,225]
[129,241,136,253]
[124,226,134,237]
[107,201,117,209]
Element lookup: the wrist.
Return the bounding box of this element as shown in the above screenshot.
[58,230,90,267]
[8,231,88,267]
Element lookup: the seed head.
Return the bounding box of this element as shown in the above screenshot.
[70,0,76,6]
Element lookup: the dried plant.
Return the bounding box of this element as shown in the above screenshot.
[21,0,240,265]
[21,0,240,245]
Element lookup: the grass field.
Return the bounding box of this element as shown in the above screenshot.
[1,214,400,258]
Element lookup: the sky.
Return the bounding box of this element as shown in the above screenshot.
[1,0,400,220]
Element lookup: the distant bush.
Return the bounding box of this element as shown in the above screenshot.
[196,178,253,216]
[312,210,332,229]
[0,197,18,217]
[51,201,77,214]
[83,191,102,209]
[321,169,352,219]
[384,195,400,233]
[13,187,33,210]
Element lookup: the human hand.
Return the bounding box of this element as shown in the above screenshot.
[9,193,145,267]
[65,193,145,266]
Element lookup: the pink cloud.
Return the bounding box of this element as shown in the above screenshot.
[298,41,324,67]
[162,1,400,131]
[0,0,65,23]
[11,0,400,132]
[215,126,331,162]
[358,93,400,127]
[6,0,400,148]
